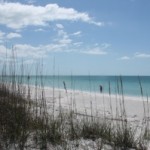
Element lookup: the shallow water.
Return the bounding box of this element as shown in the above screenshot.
[2,75,150,97]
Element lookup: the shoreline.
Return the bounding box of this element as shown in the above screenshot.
[43,85,145,102]
[5,82,148,99]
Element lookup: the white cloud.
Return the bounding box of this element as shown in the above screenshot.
[34,28,45,32]
[0,44,47,60]
[91,21,104,27]
[56,24,64,29]
[0,23,109,62]
[0,41,108,64]
[57,30,66,37]
[0,2,103,29]
[119,52,150,60]
[13,43,108,57]
[134,52,150,58]
[0,45,12,60]
[81,47,107,55]
[6,32,22,39]
[73,42,83,47]
[58,38,72,45]
[56,29,72,46]
[119,56,130,60]
[101,43,111,49]
[13,42,75,59]
[0,45,7,55]
[72,31,81,36]
[80,43,110,55]
[0,30,5,39]
[14,44,47,58]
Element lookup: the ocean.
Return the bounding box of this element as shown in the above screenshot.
[3,75,150,97]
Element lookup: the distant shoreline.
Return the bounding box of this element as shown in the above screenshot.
[2,75,150,97]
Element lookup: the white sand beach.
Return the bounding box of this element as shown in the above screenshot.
[29,85,149,123]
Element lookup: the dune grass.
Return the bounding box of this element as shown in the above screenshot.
[0,59,150,149]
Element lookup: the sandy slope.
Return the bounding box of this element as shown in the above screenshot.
[7,84,150,149]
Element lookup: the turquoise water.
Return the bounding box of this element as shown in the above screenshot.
[2,76,150,97]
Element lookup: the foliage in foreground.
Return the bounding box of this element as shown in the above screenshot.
[0,62,149,149]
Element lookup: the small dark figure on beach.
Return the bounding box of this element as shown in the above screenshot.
[99,85,103,93]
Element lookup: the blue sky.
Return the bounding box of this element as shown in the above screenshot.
[0,0,150,75]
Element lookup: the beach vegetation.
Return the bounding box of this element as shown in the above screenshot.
[0,55,150,149]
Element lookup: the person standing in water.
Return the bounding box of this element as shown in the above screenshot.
[99,85,103,93]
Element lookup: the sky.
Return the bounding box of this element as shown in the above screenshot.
[0,0,150,75]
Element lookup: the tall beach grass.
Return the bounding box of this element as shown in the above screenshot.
[0,55,150,149]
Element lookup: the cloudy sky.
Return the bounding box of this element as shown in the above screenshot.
[0,0,150,75]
